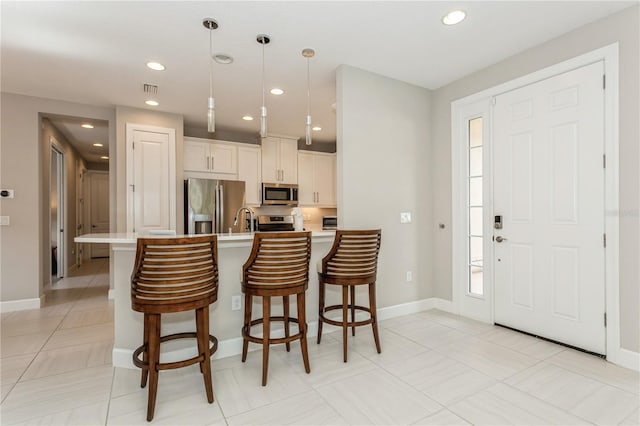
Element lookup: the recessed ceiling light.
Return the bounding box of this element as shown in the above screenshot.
[242,115,254,121]
[92,143,103,147]
[81,123,94,129]
[146,62,165,71]
[214,54,234,64]
[270,88,284,95]
[145,100,159,106]
[100,156,109,160]
[312,126,322,131]
[442,10,466,25]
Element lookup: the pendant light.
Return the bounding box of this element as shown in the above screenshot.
[203,18,218,133]
[302,48,315,145]
[257,34,270,138]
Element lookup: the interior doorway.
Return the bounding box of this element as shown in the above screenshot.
[50,141,65,282]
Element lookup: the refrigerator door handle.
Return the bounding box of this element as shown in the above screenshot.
[219,183,225,233]
[214,183,221,234]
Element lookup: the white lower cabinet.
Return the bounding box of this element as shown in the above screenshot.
[297,151,336,207]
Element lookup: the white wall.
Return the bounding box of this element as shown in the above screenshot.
[337,65,433,307]
[430,6,639,352]
[0,93,116,303]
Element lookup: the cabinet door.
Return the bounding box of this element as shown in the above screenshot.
[183,140,209,172]
[314,154,336,206]
[238,146,262,206]
[210,142,237,174]
[279,138,298,184]
[261,137,279,182]
[297,152,315,205]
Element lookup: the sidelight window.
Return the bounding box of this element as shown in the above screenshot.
[468,117,483,295]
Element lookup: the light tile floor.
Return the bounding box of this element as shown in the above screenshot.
[1,259,638,425]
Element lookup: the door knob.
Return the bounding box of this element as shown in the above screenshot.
[495,236,508,243]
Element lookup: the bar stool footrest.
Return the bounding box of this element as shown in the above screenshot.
[319,304,374,328]
[133,332,218,371]
[243,316,304,345]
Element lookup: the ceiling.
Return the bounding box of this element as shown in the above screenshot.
[1,1,634,160]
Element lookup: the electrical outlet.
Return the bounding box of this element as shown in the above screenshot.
[400,212,412,224]
[406,271,413,282]
[0,216,9,226]
[231,295,241,311]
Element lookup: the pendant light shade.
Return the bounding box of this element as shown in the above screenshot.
[203,18,218,133]
[257,34,270,138]
[302,48,315,145]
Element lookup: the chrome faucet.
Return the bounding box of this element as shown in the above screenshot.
[233,207,255,233]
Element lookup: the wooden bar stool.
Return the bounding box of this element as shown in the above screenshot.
[317,229,382,362]
[130,235,219,421]
[241,231,312,386]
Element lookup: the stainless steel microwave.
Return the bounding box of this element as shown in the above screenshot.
[262,183,298,206]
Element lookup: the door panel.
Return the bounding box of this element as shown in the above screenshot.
[133,129,172,233]
[493,61,605,354]
[90,172,110,258]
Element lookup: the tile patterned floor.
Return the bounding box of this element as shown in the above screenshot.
[1,259,638,425]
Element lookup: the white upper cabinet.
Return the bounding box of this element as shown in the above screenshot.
[237,145,262,206]
[261,136,298,184]
[184,137,237,175]
[297,151,336,207]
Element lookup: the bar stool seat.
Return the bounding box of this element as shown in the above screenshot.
[131,235,219,421]
[317,229,382,362]
[241,231,312,386]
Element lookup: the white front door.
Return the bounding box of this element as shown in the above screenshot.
[493,61,606,354]
[89,171,110,258]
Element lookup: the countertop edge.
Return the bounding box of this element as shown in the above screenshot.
[75,230,335,244]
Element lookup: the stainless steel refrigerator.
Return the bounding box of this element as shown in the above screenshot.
[185,178,246,234]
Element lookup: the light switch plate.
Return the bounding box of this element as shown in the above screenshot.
[0,216,10,226]
[400,212,412,224]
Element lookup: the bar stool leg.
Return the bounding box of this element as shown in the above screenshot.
[141,313,149,388]
[342,285,349,362]
[369,282,381,354]
[242,294,252,362]
[196,307,214,403]
[350,285,356,336]
[317,278,325,344]
[146,314,161,421]
[297,291,311,373]
[261,297,271,386]
[283,295,290,352]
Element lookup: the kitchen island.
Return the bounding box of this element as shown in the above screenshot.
[75,231,335,368]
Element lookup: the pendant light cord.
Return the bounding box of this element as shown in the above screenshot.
[209,28,213,99]
[261,39,266,110]
[306,57,311,117]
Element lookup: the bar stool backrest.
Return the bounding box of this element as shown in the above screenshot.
[243,232,311,292]
[131,235,219,314]
[321,229,382,284]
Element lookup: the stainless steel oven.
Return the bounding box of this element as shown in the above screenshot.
[262,183,298,206]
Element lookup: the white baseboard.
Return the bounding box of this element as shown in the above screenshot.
[610,347,640,372]
[111,297,451,369]
[0,295,44,313]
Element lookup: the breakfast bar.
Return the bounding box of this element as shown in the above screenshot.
[75,231,335,369]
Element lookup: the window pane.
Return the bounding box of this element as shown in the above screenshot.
[469,176,483,206]
[470,236,483,266]
[469,207,483,236]
[469,118,483,148]
[469,266,483,295]
[469,147,482,177]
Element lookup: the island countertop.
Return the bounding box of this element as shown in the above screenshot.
[74,230,335,244]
